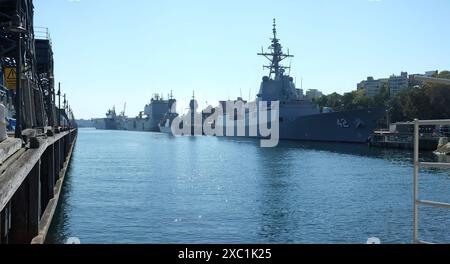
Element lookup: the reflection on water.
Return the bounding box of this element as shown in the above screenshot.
[47,129,450,244]
[221,136,441,164]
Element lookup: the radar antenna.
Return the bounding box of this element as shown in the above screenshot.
[257,18,294,79]
[288,58,292,76]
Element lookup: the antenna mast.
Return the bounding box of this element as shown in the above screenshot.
[257,19,294,79]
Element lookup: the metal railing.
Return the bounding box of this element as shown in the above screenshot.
[34,27,51,42]
[413,119,450,244]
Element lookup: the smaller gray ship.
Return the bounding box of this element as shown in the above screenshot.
[104,107,118,130]
[174,92,205,136]
[95,95,171,132]
[94,104,127,130]
[123,94,170,132]
[159,92,179,134]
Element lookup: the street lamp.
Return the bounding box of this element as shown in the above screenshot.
[66,102,69,127]
[68,105,71,128]
[8,10,27,139]
[63,93,66,127]
[57,82,61,127]
[48,75,55,127]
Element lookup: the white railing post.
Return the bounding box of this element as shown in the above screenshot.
[412,119,450,244]
[413,119,420,243]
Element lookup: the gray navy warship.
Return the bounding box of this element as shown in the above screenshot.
[125,94,169,132]
[94,94,170,132]
[218,19,385,143]
[158,91,179,134]
[93,106,124,130]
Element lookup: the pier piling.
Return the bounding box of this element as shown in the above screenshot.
[0,129,77,244]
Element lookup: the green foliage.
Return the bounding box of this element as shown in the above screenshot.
[388,71,450,122]
[435,70,450,79]
[314,85,388,112]
[316,70,450,123]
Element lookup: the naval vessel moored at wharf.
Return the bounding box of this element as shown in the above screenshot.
[158,91,179,134]
[94,94,170,132]
[217,19,386,143]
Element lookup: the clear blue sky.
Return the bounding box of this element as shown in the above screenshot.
[34,0,450,119]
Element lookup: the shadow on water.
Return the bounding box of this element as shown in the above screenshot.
[45,148,77,244]
[217,136,443,165]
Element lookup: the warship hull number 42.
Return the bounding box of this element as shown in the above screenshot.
[217,19,385,143]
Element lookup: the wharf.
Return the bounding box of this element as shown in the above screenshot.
[0,128,77,244]
[369,130,440,151]
[1,0,78,244]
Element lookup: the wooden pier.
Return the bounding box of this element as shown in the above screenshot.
[1,0,78,244]
[369,122,442,151]
[0,128,77,244]
[369,131,440,150]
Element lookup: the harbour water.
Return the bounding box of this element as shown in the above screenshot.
[47,128,450,244]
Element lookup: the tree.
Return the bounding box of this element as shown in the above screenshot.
[373,84,389,107]
[313,92,343,110]
[315,70,450,123]
[423,83,450,119]
[435,70,450,79]
[388,71,450,122]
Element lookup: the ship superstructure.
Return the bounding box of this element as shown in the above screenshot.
[159,91,179,134]
[219,19,385,143]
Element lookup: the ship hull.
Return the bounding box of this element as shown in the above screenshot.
[124,118,160,132]
[280,108,385,143]
[220,107,385,143]
[93,118,124,130]
[159,125,173,134]
[93,118,116,130]
[93,118,106,130]
[104,119,119,130]
[93,117,160,132]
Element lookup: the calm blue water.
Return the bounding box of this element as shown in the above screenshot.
[47,128,450,244]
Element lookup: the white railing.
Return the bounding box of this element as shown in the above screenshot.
[34,27,51,41]
[413,119,450,244]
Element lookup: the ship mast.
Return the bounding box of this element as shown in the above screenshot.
[257,19,294,80]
